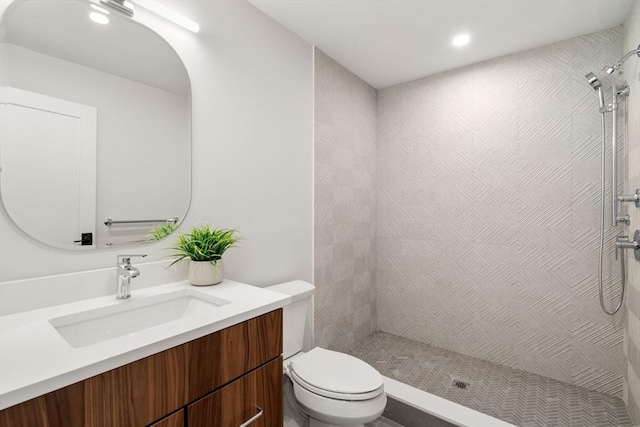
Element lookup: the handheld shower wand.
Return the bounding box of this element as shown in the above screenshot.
[585,72,605,108]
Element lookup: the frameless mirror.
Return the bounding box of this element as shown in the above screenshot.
[0,0,191,250]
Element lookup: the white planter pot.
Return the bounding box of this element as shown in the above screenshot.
[188,259,224,286]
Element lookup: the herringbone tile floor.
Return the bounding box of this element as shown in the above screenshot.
[348,332,634,427]
[366,417,404,427]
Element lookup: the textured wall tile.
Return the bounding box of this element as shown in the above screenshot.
[518,77,574,122]
[518,346,573,384]
[572,340,626,376]
[622,3,640,421]
[571,363,625,397]
[629,287,640,327]
[317,18,634,410]
[376,26,627,398]
[314,49,377,352]
[572,27,626,76]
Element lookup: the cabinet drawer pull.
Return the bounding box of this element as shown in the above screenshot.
[239,406,263,427]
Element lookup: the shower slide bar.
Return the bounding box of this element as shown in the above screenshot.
[104,217,179,226]
[592,44,640,226]
[611,85,621,226]
[609,85,637,226]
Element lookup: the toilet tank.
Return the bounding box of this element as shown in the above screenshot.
[266,281,315,359]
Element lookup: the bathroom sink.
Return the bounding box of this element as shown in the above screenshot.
[49,289,230,348]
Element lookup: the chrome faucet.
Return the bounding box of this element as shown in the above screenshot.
[116,255,147,299]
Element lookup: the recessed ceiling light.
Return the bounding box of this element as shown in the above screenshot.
[89,12,110,25]
[90,4,110,14]
[452,33,470,47]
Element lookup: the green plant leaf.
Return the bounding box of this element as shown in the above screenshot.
[166,224,242,265]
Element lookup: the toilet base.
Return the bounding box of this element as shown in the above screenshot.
[292,378,386,426]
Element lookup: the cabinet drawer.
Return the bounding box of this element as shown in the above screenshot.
[188,357,283,427]
[148,409,184,427]
[0,309,282,427]
[186,308,282,401]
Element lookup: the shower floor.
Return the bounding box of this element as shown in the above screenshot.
[348,332,633,427]
[366,417,404,427]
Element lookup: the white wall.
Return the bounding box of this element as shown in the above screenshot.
[0,0,314,287]
[1,43,191,247]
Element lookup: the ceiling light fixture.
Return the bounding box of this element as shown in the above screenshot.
[100,0,134,17]
[90,4,110,14]
[136,0,200,33]
[89,12,110,25]
[452,33,470,47]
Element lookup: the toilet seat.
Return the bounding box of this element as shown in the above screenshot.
[291,369,384,401]
[289,347,384,401]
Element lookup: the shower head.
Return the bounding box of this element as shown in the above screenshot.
[602,44,640,74]
[585,72,602,90]
[585,72,605,109]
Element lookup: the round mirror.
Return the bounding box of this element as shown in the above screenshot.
[0,0,191,250]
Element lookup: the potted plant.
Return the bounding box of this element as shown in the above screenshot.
[168,224,241,286]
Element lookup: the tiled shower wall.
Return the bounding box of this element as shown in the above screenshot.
[314,49,378,352]
[623,1,640,423]
[376,27,628,397]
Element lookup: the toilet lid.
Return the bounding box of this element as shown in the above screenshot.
[289,347,384,397]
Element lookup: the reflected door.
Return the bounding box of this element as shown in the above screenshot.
[0,87,97,249]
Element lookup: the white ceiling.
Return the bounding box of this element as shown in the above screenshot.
[248,0,634,88]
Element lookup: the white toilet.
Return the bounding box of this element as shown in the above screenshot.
[267,281,387,427]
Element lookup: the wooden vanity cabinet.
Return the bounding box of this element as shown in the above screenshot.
[188,357,282,427]
[148,409,184,427]
[0,309,283,427]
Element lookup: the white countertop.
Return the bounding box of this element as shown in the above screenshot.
[0,280,291,411]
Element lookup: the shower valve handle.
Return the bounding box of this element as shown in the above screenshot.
[619,189,640,209]
[615,231,640,261]
[615,236,628,261]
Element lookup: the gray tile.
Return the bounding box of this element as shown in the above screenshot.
[622,3,640,424]
[348,332,633,427]
[373,26,627,398]
[365,417,405,427]
[316,16,639,424]
[314,48,377,352]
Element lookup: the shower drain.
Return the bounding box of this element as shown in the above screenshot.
[451,379,470,390]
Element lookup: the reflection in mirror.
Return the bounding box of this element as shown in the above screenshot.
[0,0,191,250]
